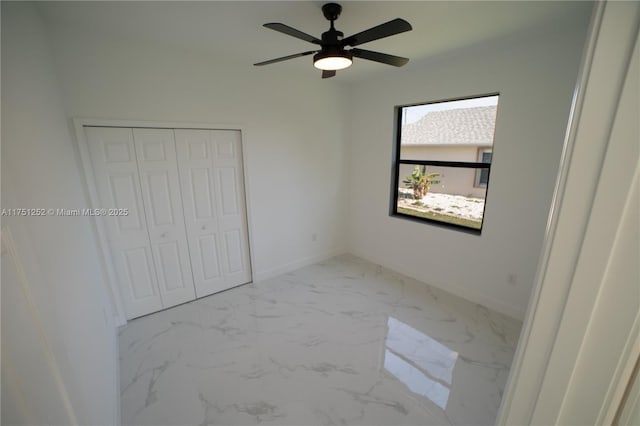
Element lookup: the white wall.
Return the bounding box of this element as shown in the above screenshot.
[45,24,349,283]
[1,2,118,424]
[346,10,593,320]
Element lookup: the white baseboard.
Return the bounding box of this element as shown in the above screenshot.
[253,247,524,320]
[253,248,346,283]
[350,249,526,321]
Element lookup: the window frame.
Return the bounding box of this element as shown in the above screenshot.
[389,93,499,235]
[474,148,493,188]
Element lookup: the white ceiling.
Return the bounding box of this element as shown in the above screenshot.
[37,1,593,81]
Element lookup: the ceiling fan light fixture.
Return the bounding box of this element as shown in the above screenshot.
[313,52,352,71]
[255,3,412,78]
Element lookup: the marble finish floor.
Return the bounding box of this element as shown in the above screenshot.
[119,255,522,425]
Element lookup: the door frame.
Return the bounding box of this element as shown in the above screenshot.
[496,1,640,423]
[73,118,255,326]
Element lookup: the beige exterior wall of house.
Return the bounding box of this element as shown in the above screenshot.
[399,145,489,198]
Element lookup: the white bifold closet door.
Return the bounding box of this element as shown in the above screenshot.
[86,126,250,320]
[175,129,251,297]
[87,127,164,317]
[132,128,196,308]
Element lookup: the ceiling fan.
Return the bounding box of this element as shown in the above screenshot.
[254,3,412,78]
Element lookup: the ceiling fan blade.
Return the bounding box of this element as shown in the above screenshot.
[254,50,316,66]
[351,48,409,67]
[263,23,321,44]
[342,18,412,47]
[322,70,336,79]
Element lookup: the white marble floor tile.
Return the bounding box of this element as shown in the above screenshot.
[119,254,522,425]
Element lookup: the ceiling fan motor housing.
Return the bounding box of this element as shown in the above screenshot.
[321,29,343,45]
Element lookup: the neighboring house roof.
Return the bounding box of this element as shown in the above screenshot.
[401,105,497,146]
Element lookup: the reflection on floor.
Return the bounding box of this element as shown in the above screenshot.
[384,317,458,411]
[119,254,522,425]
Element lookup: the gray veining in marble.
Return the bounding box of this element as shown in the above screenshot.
[119,254,522,425]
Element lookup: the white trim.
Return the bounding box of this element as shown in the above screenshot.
[1,226,79,425]
[73,118,127,326]
[615,341,640,425]
[497,2,640,423]
[74,117,246,130]
[73,117,255,324]
[350,249,525,321]
[236,127,257,289]
[253,249,346,283]
[496,3,603,421]
[601,309,640,424]
[113,324,121,425]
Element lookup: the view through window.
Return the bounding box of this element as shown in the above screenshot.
[391,94,499,232]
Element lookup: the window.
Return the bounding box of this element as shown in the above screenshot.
[390,94,499,233]
[475,149,492,188]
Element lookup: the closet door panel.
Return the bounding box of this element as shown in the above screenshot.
[122,247,157,299]
[154,241,187,291]
[86,127,163,319]
[175,129,225,297]
[108,173,145,231]
[143,171,174,226]
[191,168,215,218]
[133,129,195,308]
[223,229,244,274]
[212,130,252,287]
[198,234,222,279]
[218,167,240,215]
